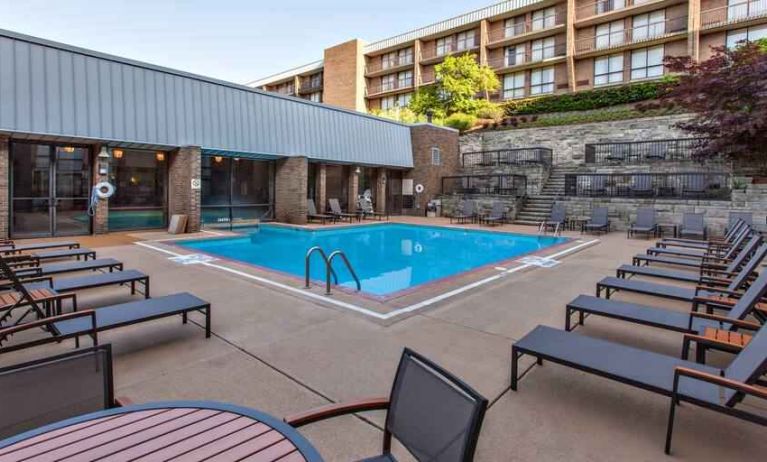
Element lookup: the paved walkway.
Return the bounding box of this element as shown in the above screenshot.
[3,221,765,461]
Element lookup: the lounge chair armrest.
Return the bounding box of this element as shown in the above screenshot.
[694,286,742,296]
[688,311,762,330]
[114,396,135,407]
[0,310,96,347]
[283,397,390,427]
[697,276,734,286]
[674,367,767,400]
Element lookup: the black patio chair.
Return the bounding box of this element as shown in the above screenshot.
[541,203,566,234]
[328,198,357,223]
[581,207,610,234]
[682,174,708,198]
[285,348,488,462]
[480,202,506,226]
[307,199,333,224]
[358,199,388,221]
[0,344,122,439]
[511,324,767,454]
[629,175,653,197]
[677,212,707,240]
[589,176,608,196]
[627,207,657,239]
[450,200,476,224]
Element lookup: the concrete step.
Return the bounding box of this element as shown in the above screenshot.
[512,220,542,226]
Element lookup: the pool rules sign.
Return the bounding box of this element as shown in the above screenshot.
[191,178,201,190]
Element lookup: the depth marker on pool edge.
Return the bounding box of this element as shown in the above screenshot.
[135,238,599,322]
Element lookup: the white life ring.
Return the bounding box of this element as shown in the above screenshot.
[94,182,116,199]
[414,243,423,253]
[415,184,425,194]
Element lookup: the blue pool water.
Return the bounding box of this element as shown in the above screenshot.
[178,224,567,297]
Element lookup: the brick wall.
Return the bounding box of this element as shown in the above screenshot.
[168,146,202,232]
[0,135,8,239]
[323,39,366,111]
[92,144,109,234]
[275,156,308,224]
[405,124,461,215]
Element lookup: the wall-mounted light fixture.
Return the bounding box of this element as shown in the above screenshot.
[156,151,165,162]
[97,146,110,159]
[214,156,223,163]
[354,166,361,175]
[112,148,124,159]
[233,157,240,162]
[62,146,76,153]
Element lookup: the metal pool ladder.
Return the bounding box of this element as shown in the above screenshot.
[305,246,362,295]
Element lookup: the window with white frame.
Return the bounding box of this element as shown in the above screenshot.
[503,72,526,99]
[595,20,625,49]
[398,71,413,88]
[380,96,397,110]
[632,10,665,41]
[726,24,767,48]
[431,147,442,166]
[531,37,556,61]
[631,45,664,80]
[505,44,526,66]
[398,48,414,65]
[436,37,451,56]
[456,30,476,50]
[309,92,322,103]
[532,7,557,30]
[728,0,767,21]
[530,67,555,95]
[382,51,397,69]
[594,54,624,86]
[381,74,396,91]
[398,93,412,108]
[505,16,525,37]
[597,0,626,14]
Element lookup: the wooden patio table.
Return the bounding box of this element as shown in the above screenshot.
[0,401,323,461]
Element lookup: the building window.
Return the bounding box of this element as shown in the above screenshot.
[631,45,664,80]
[505,17,525,37]
[436,37,451,56]
[532,7,557,30]
[595,20,625,49]
[594,54,624,86]
[399,47,413,65]
[505,44,526,66]
[309,92,322,103]
[728,0,767,21]
[531,37,556,61]
[431,147,442,166]
[309,73,322,88]
[597,0,626,14]
[382,51,397,69]
[503,72,526,99]
[530,67,555,95]
[726,24,767,48]
[632,10,665,41]
[398,70,413,88]
[201,157,274,226]
[398,93,412,108]
[380,96,396,110]
[456,30,476,50]
[381,74,396,91]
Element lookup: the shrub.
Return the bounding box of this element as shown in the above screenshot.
[444,113,477,132]
[475,102,505,121]
[502,79,676,115]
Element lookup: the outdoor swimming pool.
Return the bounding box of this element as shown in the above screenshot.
[178,224,568,297]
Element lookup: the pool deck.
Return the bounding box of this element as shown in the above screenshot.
[3,217,766,461]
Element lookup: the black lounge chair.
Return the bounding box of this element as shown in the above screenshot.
[1,258,124,290]
[629,174,653,197]
[727,212,752,233]
[647,226,750,259]
[480,202,506,226]
[597,244,766,303]
[307,199,333,224]
[581,207,610,234]
[655,219,748,251]
[284,348,488,462]
[540,203,566,234]
[676,212,707,240]
[358,199,388,221]
[0,344,120,438]
[627,207,657,239]
[0,240,80,254]
[511,324,767,454]
[32,248,96,261]
[450,200,476,224]
[328,198,357,223]
[566,267,767,350]
[633,233,761,269]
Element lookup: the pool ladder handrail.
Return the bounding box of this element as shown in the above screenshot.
[304,246,361,295]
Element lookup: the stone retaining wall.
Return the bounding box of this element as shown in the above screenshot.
[437,195,525,221]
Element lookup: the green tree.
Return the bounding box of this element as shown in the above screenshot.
[409,54,500,118]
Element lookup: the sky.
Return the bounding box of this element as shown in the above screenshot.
[0,0,498,84]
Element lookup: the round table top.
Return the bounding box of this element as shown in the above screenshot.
[0,401,323,462]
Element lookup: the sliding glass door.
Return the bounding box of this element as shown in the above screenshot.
[201,156,274,229]
[108,149,168,230]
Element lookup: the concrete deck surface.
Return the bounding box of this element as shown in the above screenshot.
[2,219,765,461]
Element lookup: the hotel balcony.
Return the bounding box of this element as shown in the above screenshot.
[365,56,415,77]
[574,0,687,26]
[297,77,323,95]
[420,38,480,64]
[574,15,687,56]
[366,79,414,97]
[488,43,567,71]
[487,9,567,48]
[701,0,767,30]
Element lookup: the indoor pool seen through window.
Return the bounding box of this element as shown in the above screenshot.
[178,224,568,297]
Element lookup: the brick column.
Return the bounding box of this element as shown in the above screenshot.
[168,146,202,233]
[275,156,308,224]
[91,143,110,234]
[347,166,359,212]
[0,135,9,239]
[315,164,327,212]
[375,168,387,214]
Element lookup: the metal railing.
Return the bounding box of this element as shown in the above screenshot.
[305,246,361,295]
[564,173,731,200]
[421,36,480,61]
[584,138,709,164]
[298,77,323,94]
[462,148,553,167]
[488,43,567,69]
[701,0,767,28]
[488,9,567,42]
[442,175,527,197]
[576,0,633,20]
[366,55,414,74]
[575,16,688,53]
[367,79,414,96]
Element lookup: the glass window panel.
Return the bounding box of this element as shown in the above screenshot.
[12,143,50,198]
[55,147,90,198]
[201,156,231,206]
[232,159,271,205]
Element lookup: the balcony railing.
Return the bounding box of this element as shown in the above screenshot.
[584,138,712,164]
[701,0,767,28]
[575,16,687,53]
[564,173,731,200]
[421,37,480,61]
[298,78,323,95]
[488,42,567,69]
[488,10,567,43]
[367,79,414,96]
[366,56,414,74]
[576,0,634,20]
[462,148,553,167]
[442,174,528,197]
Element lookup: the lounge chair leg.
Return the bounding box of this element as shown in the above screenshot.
[665,395,678,455]
[182,312,188,324]
[205,305,211,338]
[511,347,519,391]
[75,335,80,348]
[144,278,150,298]
[536,357,543,365]
[579,310,584,326]
[565,307,571,331]
[131,281,135,295]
